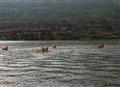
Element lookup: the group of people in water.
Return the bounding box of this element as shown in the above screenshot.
[40,43,57,53]
[0,43,105,53]
[0,43,57,53]
[97,43,105,49]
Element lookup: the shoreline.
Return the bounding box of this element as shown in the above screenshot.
[0,39,120,42]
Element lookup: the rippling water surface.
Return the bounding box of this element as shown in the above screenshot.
[0,40,120,87]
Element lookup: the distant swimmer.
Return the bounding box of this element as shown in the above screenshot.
[40,47,45,53]
[41,47,45,51]
[52,43,57,49]
[0,44,8,51]
[41,47,49,53]
[97,43,104,49]
[2,46,8,51]
[44,47,48,53]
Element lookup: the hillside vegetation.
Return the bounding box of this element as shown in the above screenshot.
[0,0,120,40]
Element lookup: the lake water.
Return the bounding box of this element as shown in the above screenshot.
[0,40,120,87]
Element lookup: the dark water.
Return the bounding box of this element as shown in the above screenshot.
[0,40,120,87]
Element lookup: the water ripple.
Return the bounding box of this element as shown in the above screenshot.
[0,40,120,87]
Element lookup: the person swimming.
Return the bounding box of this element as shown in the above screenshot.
[2,46,8,51]
[41,47,49,53]
[0,44,8,51]
[97,43,104,49]
[52,43,57,49]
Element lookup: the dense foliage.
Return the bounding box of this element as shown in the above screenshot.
[0,1,119,24]
[0,0,120,40]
